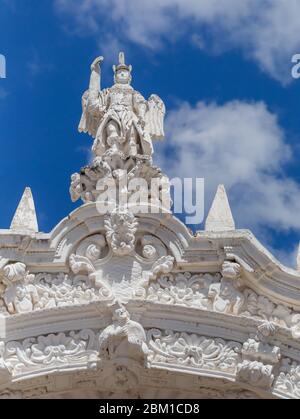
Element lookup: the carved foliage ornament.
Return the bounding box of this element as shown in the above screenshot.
[2,329,98,376]
[147,329,241,373]
[2,257,300,344]
[275,358,300,398]
[104,207,138,256]
[1,325,300,398]
[0,307,149,378]
[146,262,300,339]
[0,267,99,315]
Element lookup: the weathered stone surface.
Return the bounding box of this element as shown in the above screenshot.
[205,184,235,231]
[10,187,38,233]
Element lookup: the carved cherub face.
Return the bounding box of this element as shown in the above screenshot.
[113,306,129,321]
[15,285,26,299]
[115,69,131,85]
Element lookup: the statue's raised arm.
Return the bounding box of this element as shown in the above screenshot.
[78,56,104,138]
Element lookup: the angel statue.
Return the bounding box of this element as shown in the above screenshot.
[79,52,166,159]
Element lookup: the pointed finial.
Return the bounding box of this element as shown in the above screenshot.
[113,52,132,75]
[119,52,125,65]
[205,184,235,232]
[10,187,39,233]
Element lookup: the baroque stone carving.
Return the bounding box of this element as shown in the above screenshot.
[208,261,244,315]
[146,268,300,338]
[0,342,10,386]
[69,233,174,304]
[243,292,300,338]
[104,207,138,256]
[1,262,38,315]
[79,52,165,159]
[3,49,300,400]
[236,338,281,389]
[0,238,174,314]
[70,52,171,208]
[147,272,219,308]
[237,361,274,389]
[0,268,99,315]
[275,358,300,398]
[147,329,241,373]
[147,262,244,315]
[3,330,98,375]
[99,303,148,366]
[241,339,281,365]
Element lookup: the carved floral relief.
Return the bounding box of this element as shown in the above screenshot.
[147,329,241,373]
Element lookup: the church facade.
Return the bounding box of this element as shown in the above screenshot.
[0,53,300,399]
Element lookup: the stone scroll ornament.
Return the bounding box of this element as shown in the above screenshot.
[69,223,174,305]
[0,223,175,313]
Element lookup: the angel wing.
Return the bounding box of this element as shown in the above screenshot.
[145,94,166,141]
[78,90,102,138]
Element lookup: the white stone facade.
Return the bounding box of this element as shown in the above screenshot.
[1,53,300,399]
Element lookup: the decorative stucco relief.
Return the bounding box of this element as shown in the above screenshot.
[104,207,138,256]
[146,262,300,339]
[1,321,300,398]
[3,329,98,375]
[0,268,96,315]
[147,327,289,395]
[69,230,174,304]
[0,227,174,313]
[2,257,300,346]
[99,303,149,366]
[146,261,244,315]
[274,358,300,398]
[0,304,150,379]
[236,338,281,389]
[147,329,242,373]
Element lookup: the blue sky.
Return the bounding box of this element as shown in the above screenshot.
[2,0,300,267]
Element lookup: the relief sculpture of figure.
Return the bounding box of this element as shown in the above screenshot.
[98,302,149,365]
[79,52,165,160]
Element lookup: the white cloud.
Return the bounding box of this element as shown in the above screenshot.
[153,100,300,245]
[55,0,300,83]
[268,242,299,269]
[26,49,54,78]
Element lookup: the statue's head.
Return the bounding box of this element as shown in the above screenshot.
[112,302,129,322]
[113,52,132,85]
